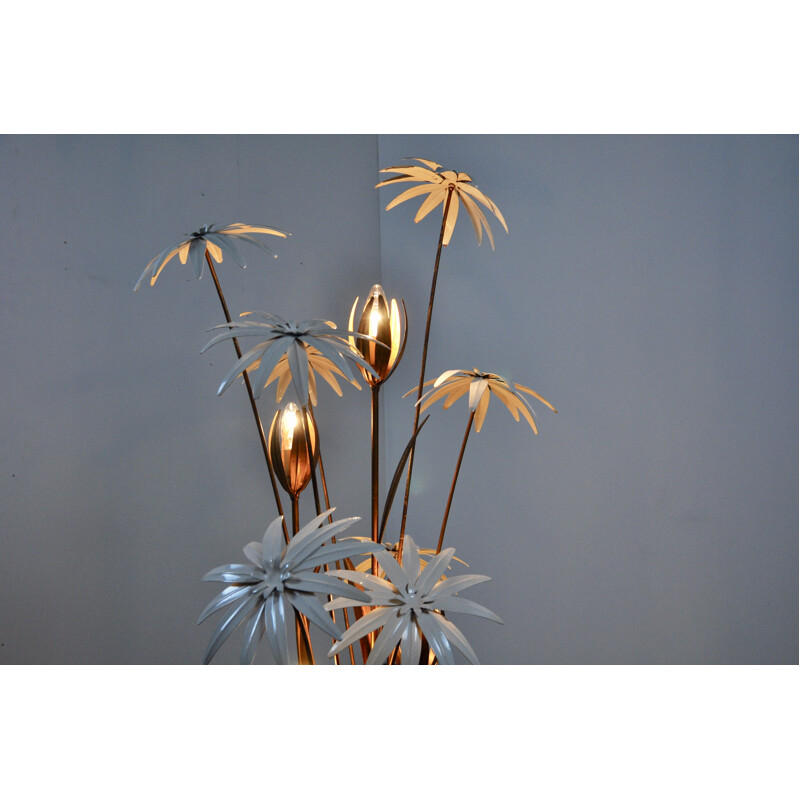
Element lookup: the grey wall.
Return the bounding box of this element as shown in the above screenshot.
[0,135,382,664]
[1,134,796,664]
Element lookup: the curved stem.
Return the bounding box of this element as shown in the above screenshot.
[437,411,474,554]
[204,252,289,543]
[398,188,454,558]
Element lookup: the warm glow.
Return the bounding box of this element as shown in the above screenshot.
[281,402,299,450]
[368,297,382,339]
[348,283,406,387]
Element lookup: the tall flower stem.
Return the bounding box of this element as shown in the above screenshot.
[398,187,455,555]
[437,411,475,554]
[300,407,348,665]
[290,493,315,664]
[204,252,289,543]
[370,384,381,574]
[307,406,365,665]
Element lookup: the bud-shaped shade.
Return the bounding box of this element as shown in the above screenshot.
[268,402,319,497]
[348,284,407,386]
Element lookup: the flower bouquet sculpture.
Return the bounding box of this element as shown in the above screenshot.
[136,157,556,664]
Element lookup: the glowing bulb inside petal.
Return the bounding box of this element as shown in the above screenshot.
[281,402,299,450]
[353,284,406,386]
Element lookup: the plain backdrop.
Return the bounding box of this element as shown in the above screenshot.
[1,134,797,664]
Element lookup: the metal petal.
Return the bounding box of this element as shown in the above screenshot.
[413,186,447,223]
[473,387,491,432]
[286,512,360,568]
[135,242,181,290]
[243,542,262,566]
[197,584,254,624]
[401,618,423,666]
[415,547,456,596]
[430,595,503,624]
[435,612,481,664]
[264,591,293,665]
[202,592,260,664]
[299,537,380,571]
[426,573,492,599]
[240,603,265,664]
[385,182,436,211]
[202,564,262,583]
[516,383,557,413]
[329,606,395,658]
[205,233,245,268]
[285,572,366,600]
[287,341,310,404]
[288,591,342,641]
[188,237,207,279]
[442,190,460,247]
[468,378,489,412]
[250,338,293,398]
[415,610,455,665]
[372,546,412,590]
[366,610,408,665]
[261,517,286,567]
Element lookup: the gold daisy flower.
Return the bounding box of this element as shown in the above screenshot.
[375,158,508,248]
[413,368,556,433]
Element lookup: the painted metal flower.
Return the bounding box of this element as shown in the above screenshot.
[135,222,289,290]
[199,510,380,664]
[413,368,557,433]
[201,312,379,404]
[326,535,502,665]
[375,158,508,248]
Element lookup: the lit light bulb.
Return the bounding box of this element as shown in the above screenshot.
[281,402,299,450]
[268,402,318,498]
[349,284,407,386]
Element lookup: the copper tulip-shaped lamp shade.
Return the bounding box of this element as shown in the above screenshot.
[349,284,407,386]
[349,285,407,554]
[268,402,319,530]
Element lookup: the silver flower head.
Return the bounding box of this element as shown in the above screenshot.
[135,222,290,290]
[412,368,557,433]
[326,535,502,665]
[201,311,380,405]
[199,509,380,665]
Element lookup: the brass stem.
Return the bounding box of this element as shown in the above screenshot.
[398,187,455,558]
[437,411,474,554]
[307,407,361,665]
[371,384,380,543]
[204,252,290,544]
[370,384,381,581]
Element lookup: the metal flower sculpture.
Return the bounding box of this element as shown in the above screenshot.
[201,312,380,405]
[326,535,502,665]
[135,223,289,290]
[415,368,557,433]
[199,510,380,664]
[376,158,508,249]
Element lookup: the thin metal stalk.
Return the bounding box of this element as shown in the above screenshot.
[307,406,361,665]
[290,493,315,664]
[204,252,289,543]
[398,188,455,556]
[437,411,474,554]
[300,408,345,666]
[370,384,381,581]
